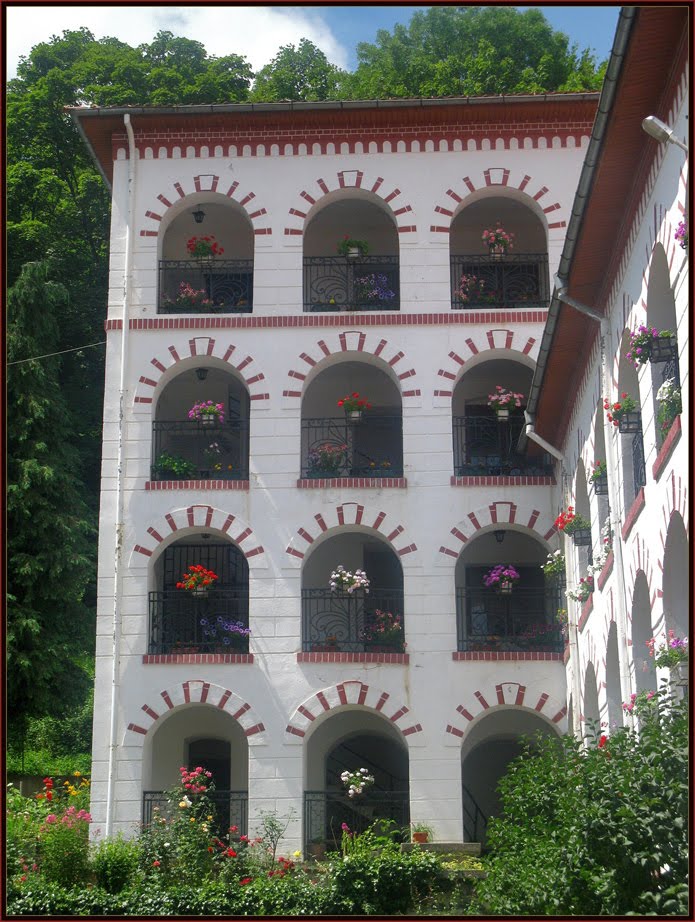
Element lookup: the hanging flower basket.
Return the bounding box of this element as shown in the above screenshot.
[618,411,642,434]
[338,392,371,422]
[488,386,524,420]
[483,564,520,592]
[571,528,592,546]
[648,334,678,364]
[593,474,608,495]
[482,224,514,257]
[604,393,639,431]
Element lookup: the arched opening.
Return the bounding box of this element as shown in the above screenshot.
[159,198,254,314]
[303,194,400,313]
[151,364,250,481]
[461,708,560,843]
[304,710,409,854]
[301,361,403,478]
[662,512,689,641]
[450,195,549,309]
[605,622,623,731]
[301,532,404,653]
[630,572,656,694]
[616,330,646,514]
[590,401,611,530]
[452,358,549,476]
[454,529,563,654]
[142,706,249,835]
[645,244,681,447]
[582,662,600,739]
[149,535,250,654]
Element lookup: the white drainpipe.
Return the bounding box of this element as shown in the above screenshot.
[105,114,136,837]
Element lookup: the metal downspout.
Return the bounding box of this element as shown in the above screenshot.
[105,114,135,837]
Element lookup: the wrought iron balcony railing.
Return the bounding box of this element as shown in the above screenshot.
[151,418,249,481]
[304,790,409,851]
[303,256,400,312]
[143,790,248,836]
[301,415,403,478]
[450,253,549,309]
[148,588,250,655]
[453,415,553,476]
[302,587,405,652]
[158,259,253,314]
[456,586,564,653]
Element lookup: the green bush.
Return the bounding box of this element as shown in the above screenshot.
[6,748,92,777]
[91,834,141,893]
[473,689,689,916]
[38,808,92,888]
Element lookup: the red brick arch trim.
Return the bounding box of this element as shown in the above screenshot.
[285,504,416,561]
[433,332,538,399]
[133,338,269,405]
[138,175,270,238]
[430,170,568,235]
[131,505,265,565]
[126,680,266,741]
[438,500,554,560]
[285,681,423,741]
[283,332,420,402]
[284,172,416,238]
[445,682,567,740]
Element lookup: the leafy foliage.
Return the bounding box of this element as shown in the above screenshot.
[250,38,345,101]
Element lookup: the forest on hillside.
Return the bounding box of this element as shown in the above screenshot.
[6,7,607,765]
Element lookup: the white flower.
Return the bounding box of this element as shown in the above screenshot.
[656,378,676,401]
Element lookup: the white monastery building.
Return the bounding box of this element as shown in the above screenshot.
[71,5,688,853]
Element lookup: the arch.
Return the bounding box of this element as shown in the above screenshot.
[604,621,623,731]
[125,680,266,742]
[445,682,568,739]
[284,172,416,239]
[285,680,424,740]
[285,503,417,562]
[630,571,656,694]
[283,332,421,402]
[582,662,600,737]
[131,505,265,565]
[662,511,689,640]
[140,179,271,239]
[438,500,556,561]
[434,336,538,401]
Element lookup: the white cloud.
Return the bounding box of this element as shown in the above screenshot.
[6,5,350,80]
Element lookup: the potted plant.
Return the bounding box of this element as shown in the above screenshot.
[656,378,682,437]
[555,507,592,545]
[337,392,371,422]
[457,273,497,305]
[354,273,395,305]
[152,452,197,480]
[482,223,514,257]
[330,565,370,594]
[162,282,216,313]
[361,609,405,652]
[675,219,688,251]
[176,564,219,595]
[307,442,348,477]
[186,234,224,260]
[483,564,520,594]
[340,768,374,798]
[487,385,524,421]
[604,393,641,433]
[541,550,566,582]
[199,616,250,651]
[589,460,608,494]
[337,235,369,258]
[626,325,677,366]
[567,575,594,603]
[411,822,433,844]
[647,632,688,686]
[188,400,225,427]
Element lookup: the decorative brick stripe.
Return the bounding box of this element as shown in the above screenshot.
[450,475,555,486]
[577,595,594,631]
[402,724,422,736]
[161,691,174,710]
[456,705,475,721]
[534,692,549,712]
[145,480,251,491]
[127,724,148,735]
[446,724,464,738]
[297,652,410,664]
[375,692,389,712]
[622,487,646,541]
[142,704,159,720]
[452,651,564,661]
[551,706,567,723]
[597,552,614,591]
[652,416,681,480]
[286,725,305,738]
[316,691,331,711]
[296,476,408,490]
[244,723,265,737]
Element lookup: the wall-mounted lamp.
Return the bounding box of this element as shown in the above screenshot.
[494,530,506,544]
[195,367,208,382]
[641,115,688,153]
[192,207,206,224]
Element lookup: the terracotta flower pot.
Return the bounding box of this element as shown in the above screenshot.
[412,831,429,844]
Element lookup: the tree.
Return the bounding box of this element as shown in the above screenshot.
[250,38,345,101]
[344,7,605,99]
[7,261,97,742]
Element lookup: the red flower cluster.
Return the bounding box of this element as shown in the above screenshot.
[603,392,637,427]
[186,234,224,257]
[36,777,54,801]
[267,855,295,878]
[179,764,213,793]
[554,506,576,531]
[337,392,371,412]
[176,565,218,592]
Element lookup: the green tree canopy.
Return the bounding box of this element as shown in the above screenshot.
[250,38,346,102]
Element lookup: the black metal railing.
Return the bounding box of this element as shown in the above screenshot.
[148,589,250,654]
[158,259,253,314]
[301,415,403,478]
[151,419,249,481]
[456,586,564,653]
[462,784,487,844]
[661,355,680,388]
[632,431,646,497]
[303,256,400,312]
[450,253,549,309]
[304,790,409,851]
[302,587,405,652]
[453,415,553,476]
[143,790,248,836]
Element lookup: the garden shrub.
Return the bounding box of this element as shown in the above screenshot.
[91,833,142,893]
[472,689,689,916]
[38,805,92,887]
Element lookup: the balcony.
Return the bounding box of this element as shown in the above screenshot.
[158,259,253,314]
[450,253,549,309]
[143,790,248,836]
[456,586,564,653]
[304,790,409,851]
[148,588,250,655]
[453,415,552,476]
[151,419,249,481]
[302,587,405,652]
[302,415,403,478]
[303,256,400,312]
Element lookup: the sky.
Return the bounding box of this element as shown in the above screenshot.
[5,4,621,81]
